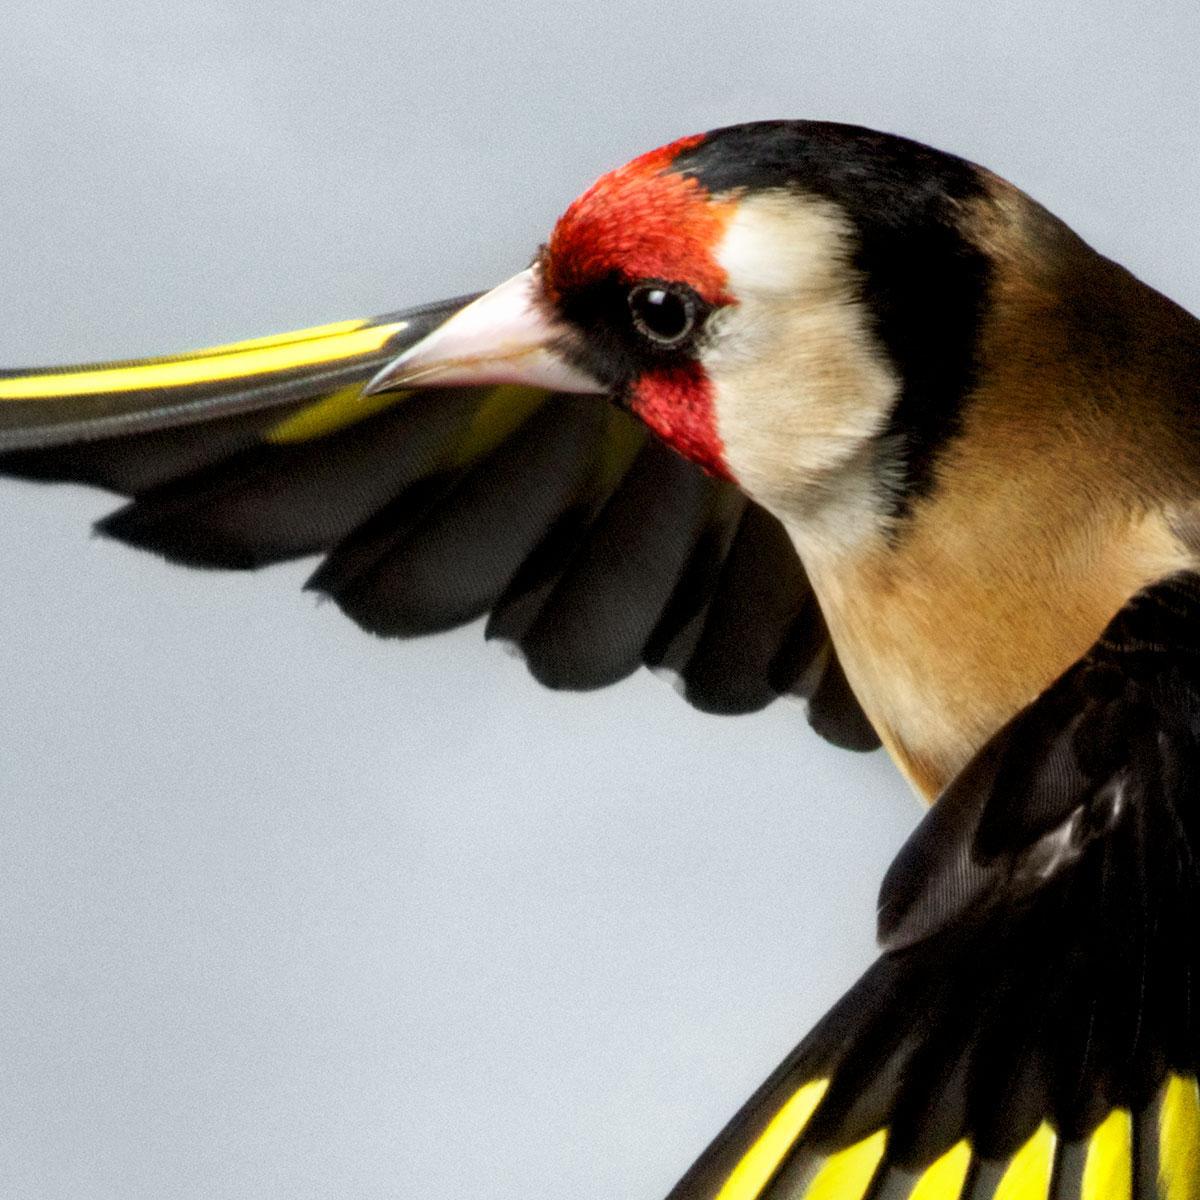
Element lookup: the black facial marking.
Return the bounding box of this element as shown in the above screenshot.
[673,120,993,518]
[548,270,716,399]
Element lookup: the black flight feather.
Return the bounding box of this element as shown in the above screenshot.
[666,572,1200,1198]
[0,294,876,748]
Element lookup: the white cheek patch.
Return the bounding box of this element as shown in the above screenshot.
[706,191,901,555]
[716,189,855,298]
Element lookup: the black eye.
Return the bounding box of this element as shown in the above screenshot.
[627,282,698,347]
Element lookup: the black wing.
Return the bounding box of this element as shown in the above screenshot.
[665,571,1200,1199]
[0,296,878,750]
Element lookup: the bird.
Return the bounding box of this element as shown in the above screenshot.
[2,118,1200,1199]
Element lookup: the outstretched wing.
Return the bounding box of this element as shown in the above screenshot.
[0,297,877,749]
[667,571,1200,1199]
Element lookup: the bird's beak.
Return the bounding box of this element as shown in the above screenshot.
[363,267,605,397]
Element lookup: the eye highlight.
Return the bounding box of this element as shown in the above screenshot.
[627,282,700,347]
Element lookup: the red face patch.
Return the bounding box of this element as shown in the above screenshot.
[630,362,732,481]
[545,134,737,482]
[545,134,736,306]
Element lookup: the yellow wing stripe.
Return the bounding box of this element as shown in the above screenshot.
[909,1139,972,1200]
[268,383,550,448]
[713,1079,828,1200]
[993,1123,1056,1200]
[180,319,370,357]
[1161,1074,1200,1200]
[1081,1107,1131,1200]
[265,383,407,444]
[802,1128,887,1200]
[0,320,407,400]
[449,386,549,466]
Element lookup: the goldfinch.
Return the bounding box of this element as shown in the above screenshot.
[3,119,1200,1199]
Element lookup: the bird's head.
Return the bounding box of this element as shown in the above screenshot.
[368,121,995,543]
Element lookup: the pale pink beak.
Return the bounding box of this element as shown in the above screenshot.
[363,267,606,396]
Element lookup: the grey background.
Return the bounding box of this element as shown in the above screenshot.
[0,3,1196,1198]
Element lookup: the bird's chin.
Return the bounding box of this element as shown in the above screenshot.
[363,267,607,397]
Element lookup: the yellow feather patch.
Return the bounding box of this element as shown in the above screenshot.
[0,320,406,400]
[994,1123,1056,1200]
[181,319,371,357]
[1160,1074,1200,1200]
[802,1128,887,1200]
[449,386,548,466]
[909,1139,972,1200]
[1082,1108,1131,1200]
[270,383,553,450]
[265,384,407,444]
[712,1079,828,1200]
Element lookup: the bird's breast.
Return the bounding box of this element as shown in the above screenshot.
[796,504,1195,800]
